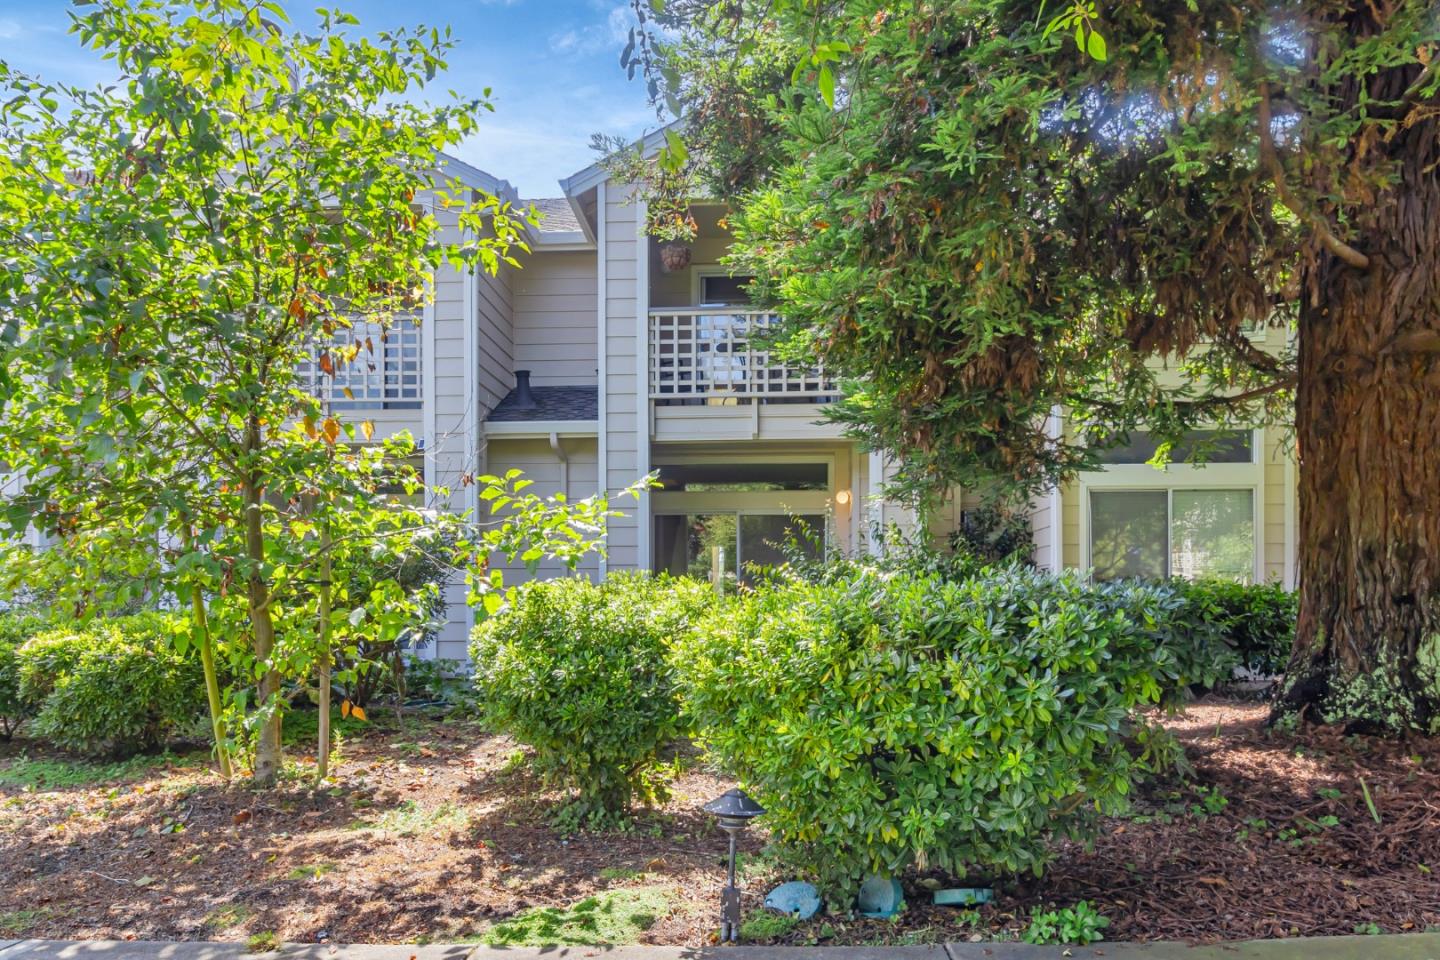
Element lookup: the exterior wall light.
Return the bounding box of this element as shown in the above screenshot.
[834,489,852,506]
[703,788,766,943]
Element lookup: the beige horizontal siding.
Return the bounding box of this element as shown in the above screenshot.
[513,250,598,387]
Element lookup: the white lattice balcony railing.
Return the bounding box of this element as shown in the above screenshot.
[648,310,837,402]
[297,315,423,411]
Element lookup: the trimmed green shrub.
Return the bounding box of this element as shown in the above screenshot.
[470,573,715,820]
[1137,581,1239,698]
[1174,578,1296,676]
[17,613,207,756]
[673,567,1184,898]
[0,613,52,738]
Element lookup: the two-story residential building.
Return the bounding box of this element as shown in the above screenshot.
[313,148,1300,662]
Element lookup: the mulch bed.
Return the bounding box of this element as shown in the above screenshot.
[1002,699,1440,942]
[1,697,1437,946]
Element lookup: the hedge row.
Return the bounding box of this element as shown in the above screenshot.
[0,611,208,755]
[470,566,1296,898]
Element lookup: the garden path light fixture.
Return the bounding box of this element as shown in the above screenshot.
[703,787,765,943]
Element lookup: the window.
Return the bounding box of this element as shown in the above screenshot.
[653,512,825,586]
[653,461,828,492]
[698,273,755,306]
[1096,429,1253,465]
[1089,488,1254,582]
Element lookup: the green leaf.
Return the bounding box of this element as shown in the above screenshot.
[818,64,836,108]
[1086,29,1107,62]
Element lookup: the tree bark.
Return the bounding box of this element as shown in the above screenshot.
[1283,93,1440,730]
[243,417,284,786]
[316,515,333,783]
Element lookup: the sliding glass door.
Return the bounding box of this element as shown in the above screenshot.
[653,512,825,587]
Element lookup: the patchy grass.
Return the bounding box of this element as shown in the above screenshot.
[598,866,645,882]
[202,904,253,932]
[286,863,337,881]
[246,931,280,953]
[478,887,673,946]
[279,708,372,748]
[0,752,190,790]
[739,912,799,941]
[359,799,467,837]
[0,909,53,935]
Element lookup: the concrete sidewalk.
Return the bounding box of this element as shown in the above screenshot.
[2,936,1438,960]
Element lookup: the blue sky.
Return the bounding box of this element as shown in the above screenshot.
[0,0,658,197]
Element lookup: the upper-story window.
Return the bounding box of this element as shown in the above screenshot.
[698,273,754,306]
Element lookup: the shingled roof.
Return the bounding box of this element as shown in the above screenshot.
[486,385,598,422]
[525,198,582,235]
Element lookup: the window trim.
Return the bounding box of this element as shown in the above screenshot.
[1078,428,1265,582]
[691,266,756,307]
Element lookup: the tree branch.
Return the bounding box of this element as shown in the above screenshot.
[1258,84,1370,271]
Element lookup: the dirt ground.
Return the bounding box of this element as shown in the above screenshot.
[2,698,1438,947]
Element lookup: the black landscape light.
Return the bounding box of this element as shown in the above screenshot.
[703,787,766,943]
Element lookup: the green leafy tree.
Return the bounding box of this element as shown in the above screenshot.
[0,0,532,782]
[642,1,1440,730]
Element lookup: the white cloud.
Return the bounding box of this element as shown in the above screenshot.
[454,93,656,196]
[0,19,26,40]
[546,3,631,56]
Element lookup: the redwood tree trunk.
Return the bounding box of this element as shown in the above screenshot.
[1284,96,1440,730]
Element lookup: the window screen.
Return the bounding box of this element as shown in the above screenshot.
[1170,489,1254,581]
[1090,490,1168,580]
[1090,488,1255,582]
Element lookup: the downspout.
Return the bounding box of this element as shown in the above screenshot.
[549,431,569,500]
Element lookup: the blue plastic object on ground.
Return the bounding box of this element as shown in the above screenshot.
[933,887,994,906]
[764,881,822,919]
[855,874,905,918]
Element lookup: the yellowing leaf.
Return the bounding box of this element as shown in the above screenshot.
[351,705,367,722]
[322,418,340,445]
[360,420,374,441]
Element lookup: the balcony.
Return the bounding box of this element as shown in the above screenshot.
[298,315,422,411]
[647,310,843,442]
[648,310,836,403]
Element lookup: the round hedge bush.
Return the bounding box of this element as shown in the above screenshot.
[470,573,715,819]
[18,612,206,756]
[673,567,1184,898]
[0,612,51,737]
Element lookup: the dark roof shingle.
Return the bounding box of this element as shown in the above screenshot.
[487,385,598,422]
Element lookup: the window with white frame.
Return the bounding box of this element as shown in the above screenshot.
[1083,429,1260,583]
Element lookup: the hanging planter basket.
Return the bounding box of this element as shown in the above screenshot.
[659,241,692,273]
